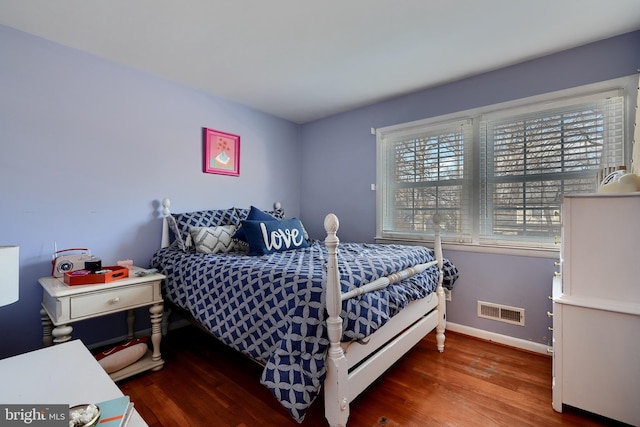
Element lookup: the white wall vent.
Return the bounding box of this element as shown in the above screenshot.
[477,301,525,326]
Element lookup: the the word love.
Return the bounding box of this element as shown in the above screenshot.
[260,223,304,251]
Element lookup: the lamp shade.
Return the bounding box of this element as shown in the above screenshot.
[0,246,19,307]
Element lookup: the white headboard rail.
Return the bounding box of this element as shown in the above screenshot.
[160,198,283,249]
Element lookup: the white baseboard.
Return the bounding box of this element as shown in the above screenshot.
[446,322,551,355]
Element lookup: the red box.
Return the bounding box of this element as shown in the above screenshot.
[64,266,129,286]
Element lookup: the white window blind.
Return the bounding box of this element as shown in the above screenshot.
[378,119,473,242]
[479,93,625,246]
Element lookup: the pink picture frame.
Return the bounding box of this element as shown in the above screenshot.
[203,128,240,176]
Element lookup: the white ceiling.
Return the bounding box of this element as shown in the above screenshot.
[1,1,640,124]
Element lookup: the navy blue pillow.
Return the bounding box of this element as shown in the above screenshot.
[232,206,278,243]
[242,218,309,255]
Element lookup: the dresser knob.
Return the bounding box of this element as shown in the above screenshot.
[547,311,553,317]
[554,271,561,277]
[554,236,561,245]
[548,326,554,332]
[554,261,561,267]
[547,348,554,354]
[110,297,120,304]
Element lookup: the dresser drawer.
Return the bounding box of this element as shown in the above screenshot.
[70,284,155,318]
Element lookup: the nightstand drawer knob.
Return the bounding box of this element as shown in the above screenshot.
[547,348,554,354]
[110,297,120,304]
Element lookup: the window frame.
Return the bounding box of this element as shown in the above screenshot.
[375,75,636,257]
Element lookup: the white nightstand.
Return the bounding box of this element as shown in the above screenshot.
[39,266,165,381]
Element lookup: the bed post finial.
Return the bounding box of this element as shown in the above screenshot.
[432,212,441,226]
[324,213,339,235]
[162,198,171,217]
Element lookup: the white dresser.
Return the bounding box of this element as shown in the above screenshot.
[552,193,640,426]
[0,340,147,426]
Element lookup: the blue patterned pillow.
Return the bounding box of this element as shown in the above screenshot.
[169,208,240,251]
[442,260,460,290]
[235,205,285,221]
[232,206,280,248]
[242,218,309,255]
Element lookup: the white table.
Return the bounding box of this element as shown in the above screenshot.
[0,340,148,426]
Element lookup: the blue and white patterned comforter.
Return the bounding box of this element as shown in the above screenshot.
[151,241,458,422]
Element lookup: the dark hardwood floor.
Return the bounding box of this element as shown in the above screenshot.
[118,326,621,426]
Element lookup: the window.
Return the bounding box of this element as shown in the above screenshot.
[479,93,625,246]
[378,119,473,242]
[376,78,631,251]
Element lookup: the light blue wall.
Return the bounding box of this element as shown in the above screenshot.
[299,31,640,347]
[0,25,300,358]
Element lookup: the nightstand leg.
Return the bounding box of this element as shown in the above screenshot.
[149,303,164,369]
[127,309,135,340]
[52,324,73,345]
[41,308,53,347]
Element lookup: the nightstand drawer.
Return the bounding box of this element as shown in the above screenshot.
[70,284,154,318]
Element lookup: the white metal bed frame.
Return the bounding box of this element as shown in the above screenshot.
[159,199,446,427]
